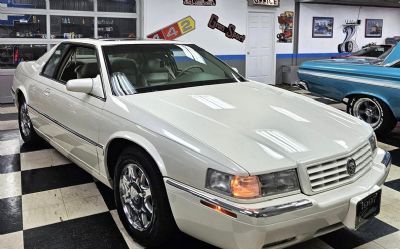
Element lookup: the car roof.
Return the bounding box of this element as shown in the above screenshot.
[63,38,190,46]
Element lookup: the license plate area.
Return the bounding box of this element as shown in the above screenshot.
[355,190,381,228]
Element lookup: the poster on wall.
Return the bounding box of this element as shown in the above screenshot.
[183,0,216,6]
[208,14,246,43]
[277,11,293,43]
[312,17,334,38]
[147,16,196,40]
[365,19,383,38]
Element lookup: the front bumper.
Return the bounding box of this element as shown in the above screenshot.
[165,149,391,249]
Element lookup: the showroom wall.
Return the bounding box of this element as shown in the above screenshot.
[142,0,248,75]
[298,4,400,54]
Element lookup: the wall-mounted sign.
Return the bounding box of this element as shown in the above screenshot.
[183,0,216,6]
[147,16,196,40]
[250,0,279,7]
[277,11,293,43]
[208,14,246,43]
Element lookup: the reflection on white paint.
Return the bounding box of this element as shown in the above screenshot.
[271,106,310,123]
[334,140,349,149]
[328,112,357,125]
[257,143,284,159]
[256,130,308,153]
[163,130,200,153]
[112,97,129,113]
[191,95,235,110]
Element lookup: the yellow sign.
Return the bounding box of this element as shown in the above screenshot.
[178,16,196,35]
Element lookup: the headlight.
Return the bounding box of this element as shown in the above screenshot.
[206,169,300,199]
[369,134,377,153]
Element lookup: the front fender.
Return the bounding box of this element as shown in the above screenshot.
[104,131,167,177]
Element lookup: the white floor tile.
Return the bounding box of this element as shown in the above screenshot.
[0,120,18,131]
[20,149,53,171]
[110,210,144,249]
[23,203,68,230]
[354,241,385,249]
[22,189,68,229]
[64,195,108,220]
[375,231,400,249]
[60,183,101,202]
[0,139,20,156]
[0,106,17,115]
[51,149,70,166]
[0,172,21,199]
[22,189,64,210]
[0,231,24,249]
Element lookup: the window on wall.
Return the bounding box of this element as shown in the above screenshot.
[49,0,94,11]
[0,15,46,38]
[98,18,136,38]
[97,0,136,13]
[1,0,46,9]
[50,16,94,39]
[0,0,138,70]
[0,44,47,69]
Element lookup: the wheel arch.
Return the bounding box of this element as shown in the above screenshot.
[15,87,29,107]
[344,92,394,114]
[104,132,167,185]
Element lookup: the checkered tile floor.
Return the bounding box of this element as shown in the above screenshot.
[1,90,399,249]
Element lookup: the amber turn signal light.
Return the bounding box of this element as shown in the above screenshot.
[230,176,261,199]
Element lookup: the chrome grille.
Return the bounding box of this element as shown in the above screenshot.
[306,143,373,192]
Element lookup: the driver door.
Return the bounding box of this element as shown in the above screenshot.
[39,44,105,172]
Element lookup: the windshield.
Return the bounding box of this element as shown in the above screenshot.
[102,44,245,95]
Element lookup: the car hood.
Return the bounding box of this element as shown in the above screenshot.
[120,82,372,175]
[304,57,382,66]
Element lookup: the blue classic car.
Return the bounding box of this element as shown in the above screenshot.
[298,44,400,135]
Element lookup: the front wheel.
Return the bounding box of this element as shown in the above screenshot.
[348,97,397,135]
[18,98,39,143]
[113,147,177,247]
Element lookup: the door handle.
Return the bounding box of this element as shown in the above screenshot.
[43,88,51,96]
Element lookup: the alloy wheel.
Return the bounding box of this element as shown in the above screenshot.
[353,98,382,129]
[119,163,154,231]
[20,102,32,137]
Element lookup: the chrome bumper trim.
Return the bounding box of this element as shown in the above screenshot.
[166,179,313,218]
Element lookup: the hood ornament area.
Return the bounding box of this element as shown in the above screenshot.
[346,159,357,176]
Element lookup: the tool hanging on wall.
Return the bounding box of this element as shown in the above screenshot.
[338,20,361,53]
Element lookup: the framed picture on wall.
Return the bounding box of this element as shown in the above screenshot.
[312,17,334,38]
[365,19,383,38]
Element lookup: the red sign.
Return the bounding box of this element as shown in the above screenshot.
[147,16,196,40]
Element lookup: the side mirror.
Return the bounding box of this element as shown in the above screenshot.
[66,78,93,94]
[232,67,239,73]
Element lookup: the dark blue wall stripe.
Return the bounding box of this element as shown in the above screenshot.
[277,52,350,60]
[216,55,246,61]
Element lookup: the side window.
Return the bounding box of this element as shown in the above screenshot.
[42,44,67,78]
[59,46,100,83]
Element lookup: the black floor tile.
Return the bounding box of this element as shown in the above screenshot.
[0,129,20,141]
[320,218,398,249]
[0,196,22,235]
[24,212,129,249]
[21,164,93,194]
[20,138,52,153]
[385,179,400,192]
[95,181,116,210]
[0,154,20,174]
[0,113,18,121]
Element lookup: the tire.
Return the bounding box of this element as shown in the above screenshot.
[18,96,39,143]
[338,44,343,53]
[348,96,397,136]
[345,41,354,52]
[113,146,177,247]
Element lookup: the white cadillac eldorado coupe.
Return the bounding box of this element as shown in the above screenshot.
[12,39,391,249]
